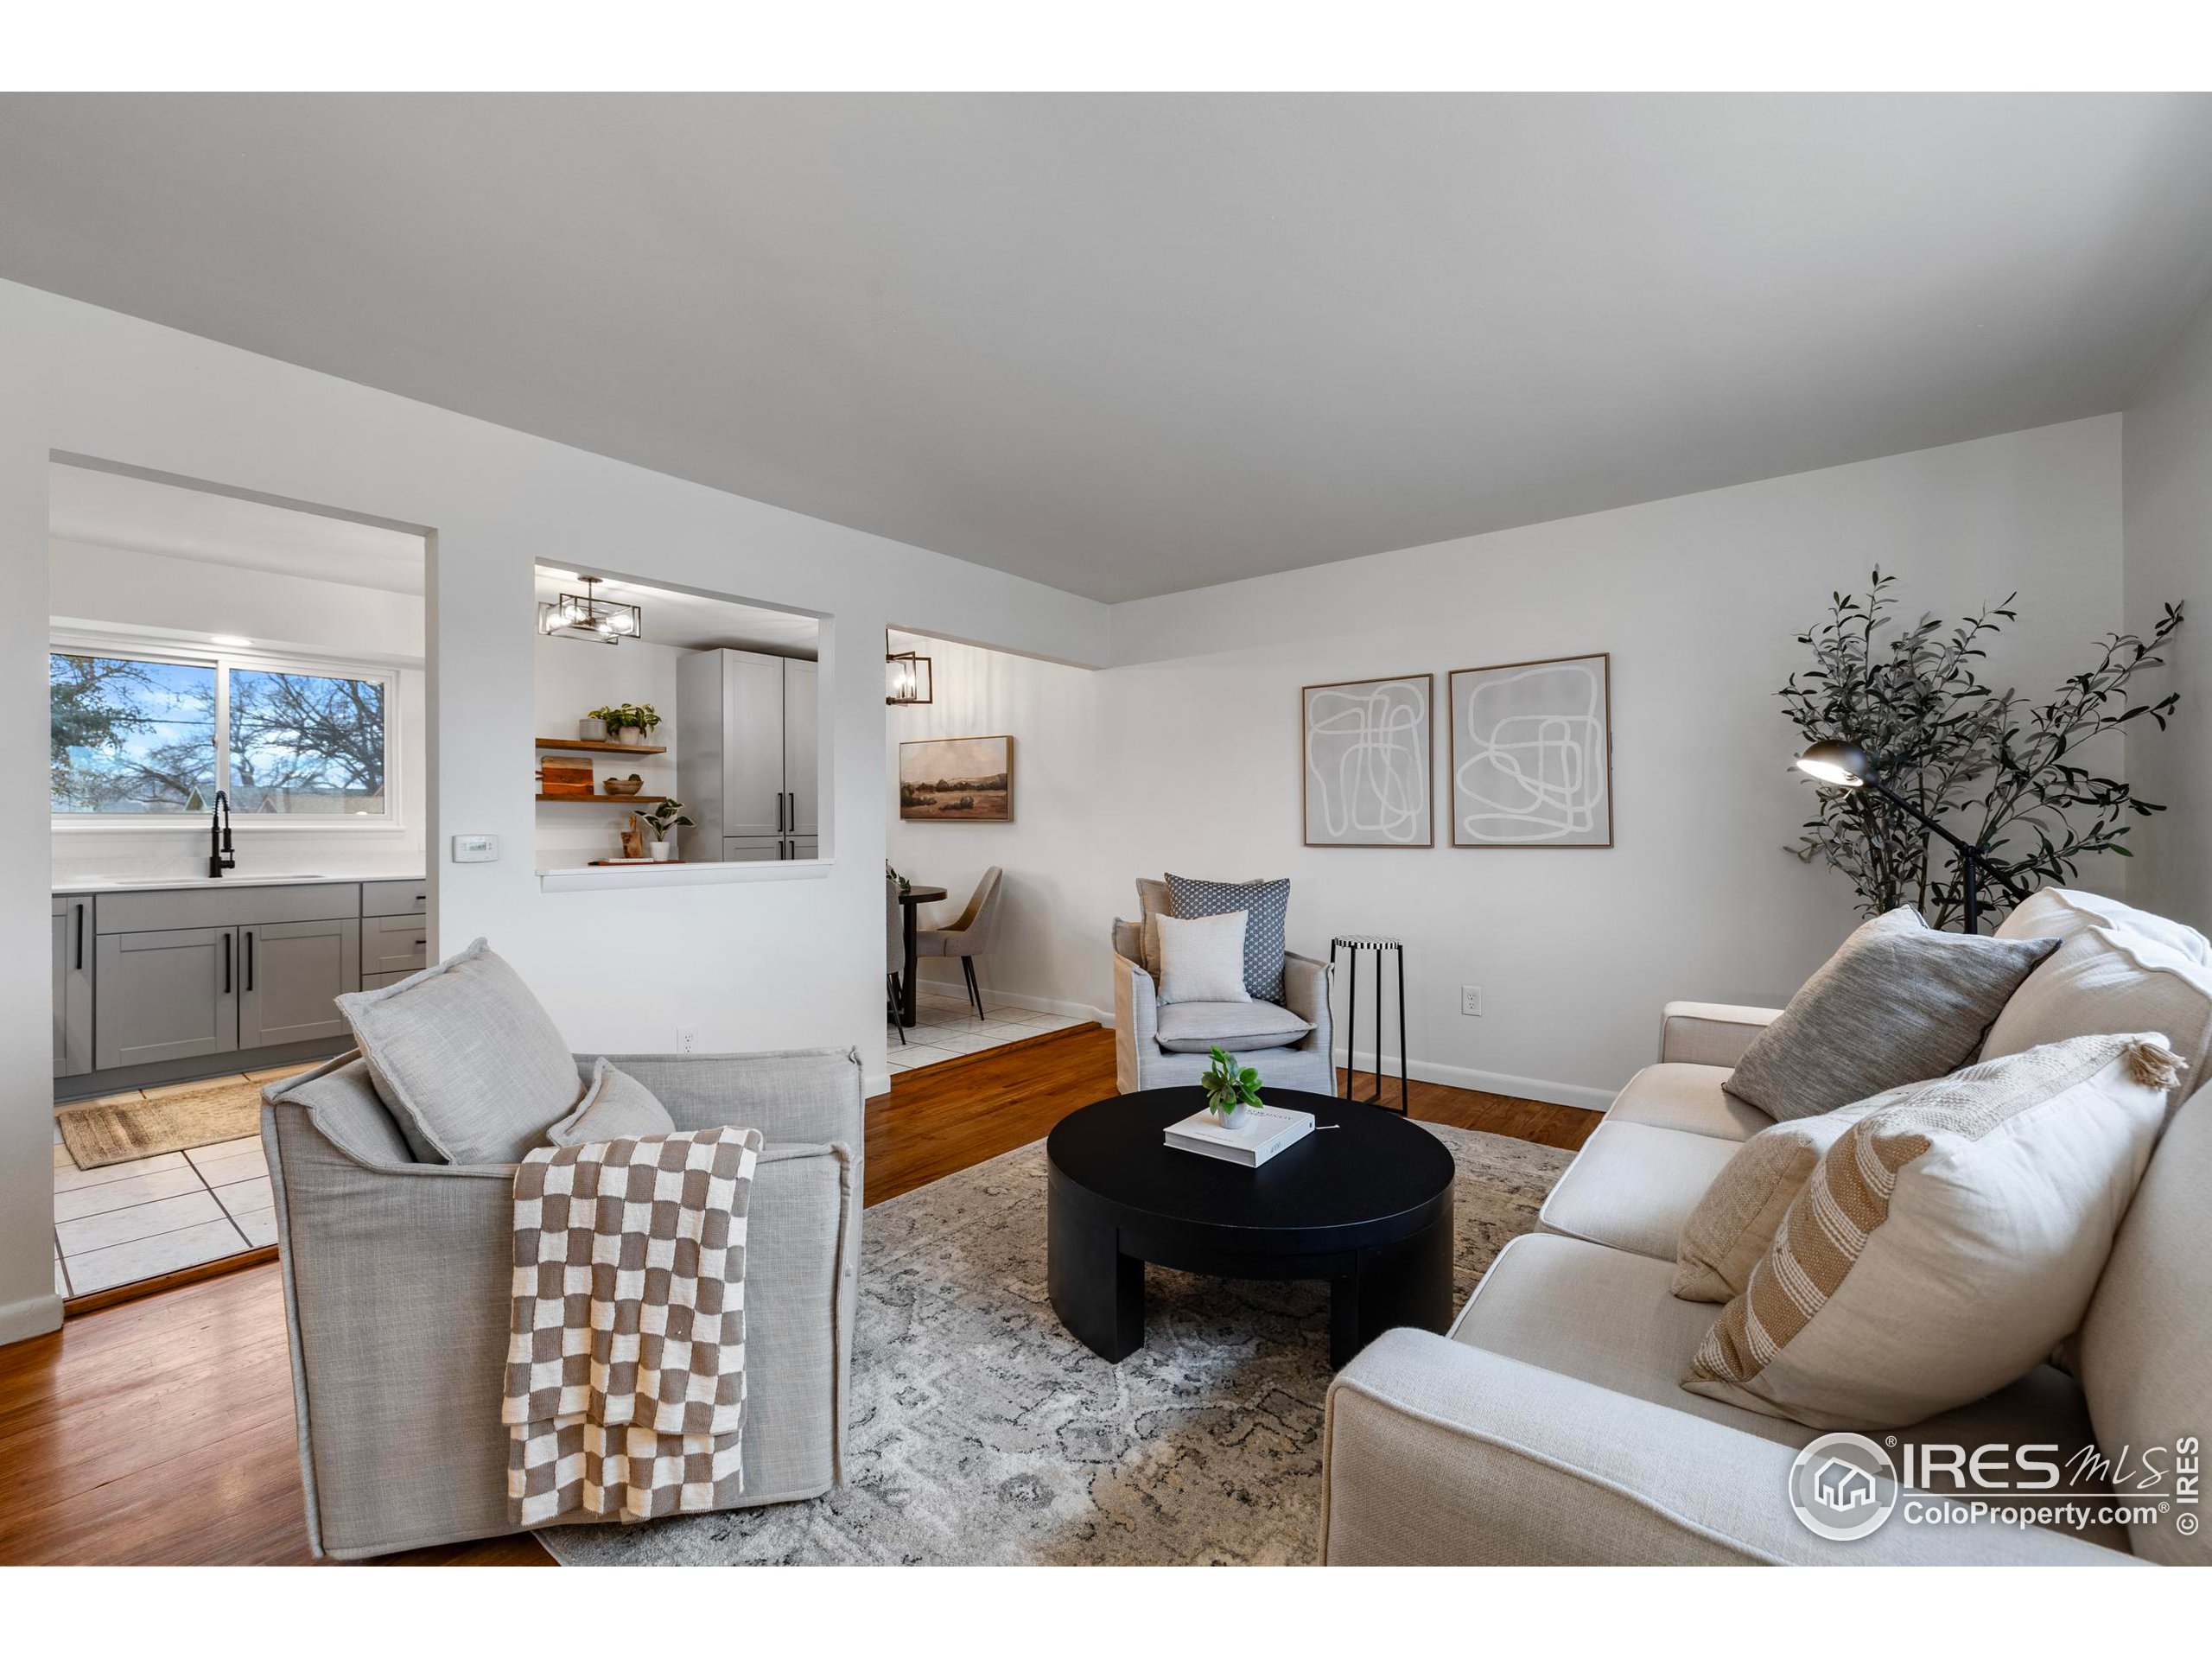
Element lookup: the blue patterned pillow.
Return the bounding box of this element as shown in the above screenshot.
[1165,874,1290,1002]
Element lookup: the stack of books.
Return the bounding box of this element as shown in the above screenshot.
[1164,1103,1317,1167]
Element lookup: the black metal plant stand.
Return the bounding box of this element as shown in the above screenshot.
[1330,935,1408,1115]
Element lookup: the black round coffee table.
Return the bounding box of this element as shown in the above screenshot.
[1046,1086,1456,1369]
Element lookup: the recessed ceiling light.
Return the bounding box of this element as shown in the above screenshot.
[211,634,253,647]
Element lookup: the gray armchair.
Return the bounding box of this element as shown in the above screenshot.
[263,1046,862,1560]
[1110,920,1334,1095]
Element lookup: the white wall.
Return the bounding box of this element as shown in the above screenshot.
[1103,418,2127,1107]
[0,270,2161,1348]
[2123,287,2212,933]
[884,632,1105,1017]
[49,536,428,884]
[0,277,1109,1344]
[533,633,686,869]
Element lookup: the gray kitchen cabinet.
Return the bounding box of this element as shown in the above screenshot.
[362,879,428,918]
[238,918,360,1049]
[362,912,430,976]
[95,882,359,934]
[678,647,821,860]
[52,895,94,1078]
[783,658,819,836]
[94,925,239,1071]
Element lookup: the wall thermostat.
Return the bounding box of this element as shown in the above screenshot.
[451,833,500,863]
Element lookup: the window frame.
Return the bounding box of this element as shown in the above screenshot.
[50,628,404,834]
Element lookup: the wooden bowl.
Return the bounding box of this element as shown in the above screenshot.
[603,773,645,797]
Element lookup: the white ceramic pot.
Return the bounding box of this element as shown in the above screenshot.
[1209,1100,1250,1131]
[579,717,607,741]
[648,841,672,861]
[617,726,649,746]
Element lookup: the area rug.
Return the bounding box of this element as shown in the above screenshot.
[537,1122,1573,1567]
[56,1077,267,1169]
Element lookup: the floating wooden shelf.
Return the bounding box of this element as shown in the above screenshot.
[535,793,671,804]
[535,737,668,755]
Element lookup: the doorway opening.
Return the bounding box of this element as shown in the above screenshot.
[48,458,429,1302]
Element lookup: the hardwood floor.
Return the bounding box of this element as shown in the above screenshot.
[0,1026,1593,1566]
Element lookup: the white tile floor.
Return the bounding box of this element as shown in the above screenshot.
[887,987,1090,1075]
[52,1065,302,1297]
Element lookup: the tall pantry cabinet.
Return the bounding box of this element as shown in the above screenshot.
[676,648,820,861]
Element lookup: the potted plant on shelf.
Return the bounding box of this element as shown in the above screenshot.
[639,796,694,861]
[1199,1046,1264,1130]
[587,702,663,746]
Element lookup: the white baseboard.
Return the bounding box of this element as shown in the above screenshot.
[0,1290,64,1347]
[1339,1049,1613,1114]
[907,970,1111,1028]
[907,971,1611,1111]
[864,1069,893,1100]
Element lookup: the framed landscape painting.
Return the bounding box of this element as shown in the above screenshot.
[1301,673,1433,846]
[1448,653,1612,847]
[899,734,1014,822]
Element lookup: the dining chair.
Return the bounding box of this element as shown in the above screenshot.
[914,866,1005,1020]
[886,877,906,1044]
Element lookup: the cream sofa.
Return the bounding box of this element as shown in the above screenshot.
[1321,998,2210,1566]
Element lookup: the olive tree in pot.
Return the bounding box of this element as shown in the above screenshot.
[1782,569,2184,931]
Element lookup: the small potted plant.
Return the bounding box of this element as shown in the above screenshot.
[588,702,663,746]
[639,796,694,861]
[1199,1046,1264,1130]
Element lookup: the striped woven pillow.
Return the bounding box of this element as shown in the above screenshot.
[1682,1033,2179,1430]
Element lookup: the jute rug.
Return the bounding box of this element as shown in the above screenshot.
[538,1121,1573,1567]
[56,1077,268,1169]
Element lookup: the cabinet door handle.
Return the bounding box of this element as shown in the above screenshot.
[223,933,232,995]
[74,902,85,970]
[245,929,255,992]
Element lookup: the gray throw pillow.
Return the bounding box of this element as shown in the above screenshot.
[1135,876,1174,981]
[335,938,585,1165]
[544,1058,677,1147]
[1166,873,1291,1001]
[1723,908,2059,1122]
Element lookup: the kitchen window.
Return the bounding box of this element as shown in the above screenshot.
[50,636,397,826]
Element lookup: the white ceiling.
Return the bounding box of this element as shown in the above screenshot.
[48,462,427,592]
[536,568,818,656]
[8,93,2212,603]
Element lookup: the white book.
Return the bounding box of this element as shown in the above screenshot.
[1163,1104,1316,1168]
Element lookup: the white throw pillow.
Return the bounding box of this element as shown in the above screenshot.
[1982,925,2212,1112]
[1682,1033,2176,1431]
[1155,909,1251,1005]
[1996,887,2212,968]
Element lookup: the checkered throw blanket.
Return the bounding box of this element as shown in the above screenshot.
[502,1125,764,1528]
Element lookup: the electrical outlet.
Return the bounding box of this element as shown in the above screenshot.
[676,1026,698,1054]
[1460,986,1483,1017]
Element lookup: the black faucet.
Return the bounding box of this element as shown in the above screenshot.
[208,789,235,879]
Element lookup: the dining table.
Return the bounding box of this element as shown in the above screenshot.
[894,884,949,1027]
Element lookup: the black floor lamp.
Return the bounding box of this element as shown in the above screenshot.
[1795,740,2028,934]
